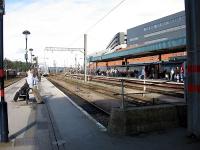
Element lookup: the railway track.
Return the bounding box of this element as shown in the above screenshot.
[48,75,169,112]
[66,74,184,98]
[48,76,162,128]
[48,78,110,127]
[5,77,23,87]
[48,75,185,130]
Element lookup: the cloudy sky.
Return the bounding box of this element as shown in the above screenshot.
[4,0,184,67]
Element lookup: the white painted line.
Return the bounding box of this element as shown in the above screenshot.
[47,79,107,132]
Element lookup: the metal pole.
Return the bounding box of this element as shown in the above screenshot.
[25,36,28,65]
[0,0,9,142]
[75,56,77,74]
[25,35,27,50]
[183,61,187,103]
[185,0,200,137]
[84,34,87,82]
[30,51,32,64]
[22,30,30,70]
[121,79,125,110]
[75,56,79,91]
[4,59,7,80]
[143,67,146,92]
[5,69,7,80]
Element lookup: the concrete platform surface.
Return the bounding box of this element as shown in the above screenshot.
[40,77,200,150]
[0,79,53,150]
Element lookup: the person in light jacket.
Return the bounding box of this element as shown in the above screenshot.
[27,69,42,103]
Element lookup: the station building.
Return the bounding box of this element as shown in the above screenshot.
[88,11,186,80]
[106,32,127,51]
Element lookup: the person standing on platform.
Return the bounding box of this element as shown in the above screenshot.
[180,64,184,82]
[170,68,175,81]
[27,68,42,103]
[175,67,180,82]
[141,67,145,79]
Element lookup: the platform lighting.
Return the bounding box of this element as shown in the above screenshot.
[22,30,31,67]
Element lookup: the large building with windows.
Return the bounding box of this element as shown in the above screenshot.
[88,11,186,80]
[106,32,127,50]
[127,11,185,48]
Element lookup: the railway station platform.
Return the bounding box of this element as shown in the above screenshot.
[0,79,52,150]
[1,78,199,150]
[38,77,199,150]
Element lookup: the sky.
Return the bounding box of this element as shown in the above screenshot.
[4,0,185,67]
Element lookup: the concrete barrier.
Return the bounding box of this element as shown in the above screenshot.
[108,104,186,135]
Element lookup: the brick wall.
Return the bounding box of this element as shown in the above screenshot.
[96,62,107,67]
[89,51,187,69]
[161,52,186,61]
[128,55,159,64]
[108,60,123,66]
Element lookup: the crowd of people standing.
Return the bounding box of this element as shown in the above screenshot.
[90,64,184,83]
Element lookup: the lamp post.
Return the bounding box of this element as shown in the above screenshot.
[0,0,9,142]
[29,48,33,65]
[22,30,31,69]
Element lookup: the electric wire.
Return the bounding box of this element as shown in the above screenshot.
[85,0,127,33]
[68,0,127,47]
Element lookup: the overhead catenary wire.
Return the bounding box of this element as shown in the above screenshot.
[85,0,127,33]
[68,0,127,47]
